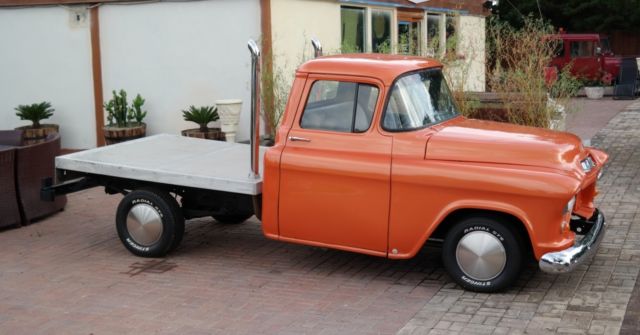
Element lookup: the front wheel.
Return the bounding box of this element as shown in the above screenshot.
[116,188,184,257]
[442,215,524,292]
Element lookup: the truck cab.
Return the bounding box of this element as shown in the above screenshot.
[548,32,621,80]
[261,54,607,292]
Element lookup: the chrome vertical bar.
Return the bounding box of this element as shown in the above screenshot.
[311,38,322,58]
[248,39,261,179]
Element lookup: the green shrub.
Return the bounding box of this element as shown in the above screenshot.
[129,94,147,124]
[105,90,147,127]
[15,101,54,128]
[483,16,580,128]
[182,105,219,132]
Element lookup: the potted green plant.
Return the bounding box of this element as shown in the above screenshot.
[181,105,224,140]
[583,72,613,100]
[14,101,59,144]
[103,90,147,145]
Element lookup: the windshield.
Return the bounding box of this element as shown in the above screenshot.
[382,69,459,131]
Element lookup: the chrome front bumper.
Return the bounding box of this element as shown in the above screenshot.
[539,209,606,274]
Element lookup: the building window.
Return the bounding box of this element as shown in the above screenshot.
[341,7,365,53]
[341,6,395,54]
[397,10,423,56]
[445,15,458,54]
[398,22,419,55]
[426,13,441,56]
[371,9,392,53]
[340,6,460,57]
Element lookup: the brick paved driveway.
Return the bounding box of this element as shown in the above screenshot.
[1,103,639,335]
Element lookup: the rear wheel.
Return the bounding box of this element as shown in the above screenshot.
[116,188,184,257]
[442,215,524,292]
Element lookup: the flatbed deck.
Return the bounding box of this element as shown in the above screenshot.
[56,134,266,195]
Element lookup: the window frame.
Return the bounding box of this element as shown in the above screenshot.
[340,5,367,53]
[340,5,397,54]
[569,40,596,59]
[380,67,460,133]
[294,75,385,136]
[298,80,380,134]
[339,6,460,57]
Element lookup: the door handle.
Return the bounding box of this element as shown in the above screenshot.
[288,136,311,142]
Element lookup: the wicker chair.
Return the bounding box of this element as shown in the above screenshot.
[14,133,67,224]
[0,147,22,228]
[0,130,23,147]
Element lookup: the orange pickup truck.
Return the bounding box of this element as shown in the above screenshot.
[46,40,607,292]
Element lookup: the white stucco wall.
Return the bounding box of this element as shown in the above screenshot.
[1,2,485,150]
[100,0,261,142]
[456,15,486,92]
[271,0,341,78]
[0,7,95,149]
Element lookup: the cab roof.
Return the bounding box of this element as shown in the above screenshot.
[297,54,443,86]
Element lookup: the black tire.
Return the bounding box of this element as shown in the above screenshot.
[116,188,184,257]
[212,212,253,224]
[442,215,524,292]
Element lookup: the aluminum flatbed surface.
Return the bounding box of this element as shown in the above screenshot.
[56,134,266,195]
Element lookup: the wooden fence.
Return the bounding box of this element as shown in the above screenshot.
[610,31,640,56]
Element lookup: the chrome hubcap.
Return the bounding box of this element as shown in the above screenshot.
[126,204,163,246]
[455,231,506,281]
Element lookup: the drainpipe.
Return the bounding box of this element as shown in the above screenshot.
[248,40,261,180]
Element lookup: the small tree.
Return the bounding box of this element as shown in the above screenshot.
[182,105,219,132]
[484,16,580,128]
[15,101,54,129]
[129,94,147,126]
[105,90,147,127]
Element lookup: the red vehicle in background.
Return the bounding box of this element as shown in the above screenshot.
[548,31,622,81]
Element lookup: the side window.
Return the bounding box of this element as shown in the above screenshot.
[300,80,378,133]
[570,41,594,58]
[552,40,564,57]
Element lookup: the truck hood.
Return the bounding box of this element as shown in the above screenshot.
[426,118,584,172]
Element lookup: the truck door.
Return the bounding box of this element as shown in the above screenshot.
[548,38,566,70]
[278,75,391,255]
[570,39,600,79]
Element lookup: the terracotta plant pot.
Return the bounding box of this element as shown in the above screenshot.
[103,123,146,145]
[181,128,225,141]
[15,124,59,145]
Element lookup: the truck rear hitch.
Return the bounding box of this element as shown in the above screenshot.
[41,176,98,202]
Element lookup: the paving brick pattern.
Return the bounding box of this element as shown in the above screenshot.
[398,101,640,335]
[0,190,446,334]
[0,102,639,334]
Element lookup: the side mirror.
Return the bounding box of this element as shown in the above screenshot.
[595,47,602,55]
